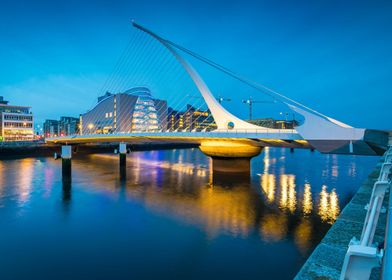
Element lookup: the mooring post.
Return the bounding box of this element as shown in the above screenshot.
[61,145,72,180]
[119,142,127,180]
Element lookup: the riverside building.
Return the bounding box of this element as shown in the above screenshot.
[80,87,168,134]
[0,96,34,142]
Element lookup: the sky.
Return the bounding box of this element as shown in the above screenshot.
[0,0,391,129]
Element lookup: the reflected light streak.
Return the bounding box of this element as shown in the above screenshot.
[263,147,270,174]
[17,159,34,205]
[294,219,312,255]
[279,174,296,213]
[318,185,340,224]
[302,183,313,215]
[260,174,275,203]
[260,213,287,242]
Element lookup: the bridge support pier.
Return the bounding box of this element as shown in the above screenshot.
[199,141,262,174]
[61,145,72,181]
[119,143,127,180]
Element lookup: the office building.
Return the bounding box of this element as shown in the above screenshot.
[0,96,34,141]
[167,105,217,131]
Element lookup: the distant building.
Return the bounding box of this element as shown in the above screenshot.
[43,120,59,137]
[0,96,34,141]
[80,87,167,134]
[59,116,79,136]
[43,117,80,138]
[167,105,217,131]
[248,118,299,129]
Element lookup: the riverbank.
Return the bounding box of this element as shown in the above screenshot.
[295,158,387,279]
[0,142,198,159]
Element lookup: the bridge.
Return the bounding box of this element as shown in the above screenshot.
[47,21,389,175]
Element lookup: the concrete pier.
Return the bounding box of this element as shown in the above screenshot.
[61,145,72,181]
[119,143,127,180]
[295,160,387,280]
[199,141,262,174]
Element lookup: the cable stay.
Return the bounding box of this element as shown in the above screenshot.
[132,20,351,127]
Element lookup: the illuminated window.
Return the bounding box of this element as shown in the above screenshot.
[131,92,161,132]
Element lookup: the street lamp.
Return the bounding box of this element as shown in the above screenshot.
[88,123,94,134]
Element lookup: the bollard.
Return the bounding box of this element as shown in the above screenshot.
[61,145,72,181]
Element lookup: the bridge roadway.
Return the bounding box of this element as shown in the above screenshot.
[46,129,311,149]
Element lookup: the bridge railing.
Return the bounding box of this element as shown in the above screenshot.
[49,128,298,139]
[340,146,392,280]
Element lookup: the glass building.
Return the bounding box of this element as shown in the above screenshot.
[128,88,160,132]
[80,87,167,134]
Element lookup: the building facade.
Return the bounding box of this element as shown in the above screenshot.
[0,96,34,141]
[43,117,80,138]
[167,105,217,131]
[80,87,167,134]
[43,119,59,137]
[59,117,79,136]
[248,118,299,129]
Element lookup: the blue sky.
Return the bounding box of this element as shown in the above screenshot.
[0,0,391,129]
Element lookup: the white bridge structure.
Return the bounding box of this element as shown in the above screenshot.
[47,21,389,159]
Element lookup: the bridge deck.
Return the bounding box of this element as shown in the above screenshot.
[46,130,311,149]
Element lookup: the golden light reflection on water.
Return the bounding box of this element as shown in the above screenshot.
[82,151,341,245]
[303,184,312,215]
[294,219,312,254]
[199,187,254,238]
[17,159,34,205]
[260,176,340,224]
[318,185,340,224]
[279,174,297,213]
[260,213,287,242]
[261,174,275,203]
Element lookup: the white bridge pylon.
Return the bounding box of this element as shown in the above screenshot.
[132,21,374,154]
[133,21,266,131]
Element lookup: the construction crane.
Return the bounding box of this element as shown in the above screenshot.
[216,95,232,104]
[242,96,275,120]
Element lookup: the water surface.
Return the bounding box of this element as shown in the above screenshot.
[0,147,378,279]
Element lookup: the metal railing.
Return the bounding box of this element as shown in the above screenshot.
[46,128,301,142]
[340,146,392,280]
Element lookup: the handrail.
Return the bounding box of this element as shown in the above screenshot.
[340,145,392,280]
[382,173,392,279]
[361,196,380,246]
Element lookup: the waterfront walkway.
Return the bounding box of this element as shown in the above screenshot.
[295,159,387,279]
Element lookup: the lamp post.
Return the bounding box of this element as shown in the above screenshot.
[88,123,94,134]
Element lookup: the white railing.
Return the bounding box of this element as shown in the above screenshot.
[47,128,299,140]
[340,146,392,280]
